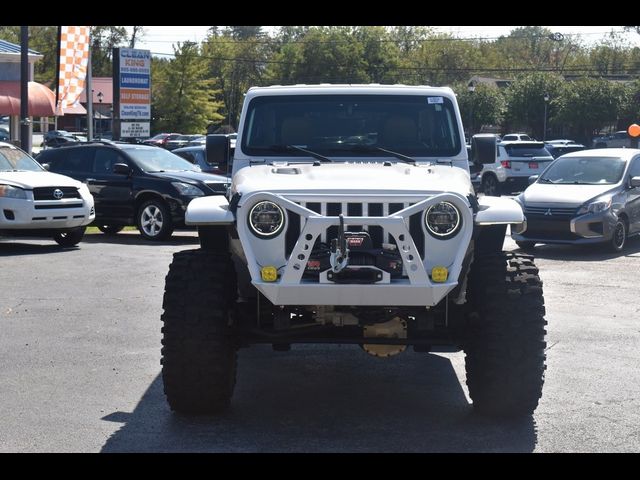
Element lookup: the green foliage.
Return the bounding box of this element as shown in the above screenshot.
[557,77,628,144]
[504,73,564,139]
[455,82,506,133]
[152,42,224,133]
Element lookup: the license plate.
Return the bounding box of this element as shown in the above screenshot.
[529,162,539,169]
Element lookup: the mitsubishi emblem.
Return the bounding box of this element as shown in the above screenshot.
[53,189,64,199]
[544,208,552,216]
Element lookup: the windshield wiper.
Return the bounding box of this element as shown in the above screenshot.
[266,145,332,163]
[328,145,416,164]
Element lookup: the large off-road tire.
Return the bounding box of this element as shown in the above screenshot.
[53,226,86,247]
[464,252,547,417]
[161,249,238,414]
[137,199,174,240]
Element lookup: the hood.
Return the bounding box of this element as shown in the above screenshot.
[147,169,228,184]
[523,182,618,206]
[0,170,83,190]
[233,162,472,197]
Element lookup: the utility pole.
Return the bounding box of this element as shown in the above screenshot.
[20,26,31,154]
[86,46,93,141]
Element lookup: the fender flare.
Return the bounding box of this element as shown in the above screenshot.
[475,195,524,225]
[185,195,235,225]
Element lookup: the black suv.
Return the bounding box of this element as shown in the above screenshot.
[37,142,229,240]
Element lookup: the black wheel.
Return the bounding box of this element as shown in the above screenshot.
[137,199,174,240]
[482,175,500,196]
[464,252,547,417]
[161,249,238,414]
[97,224,124,235]
[53,226,86,247]
[609,219,626,252]
[516,241,536,251]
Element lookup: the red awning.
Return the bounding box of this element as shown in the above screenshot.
[0,81,56,117]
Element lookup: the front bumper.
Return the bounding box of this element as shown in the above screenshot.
[512,209,616,245]
[0,194,95,230]
[235,191,473,306]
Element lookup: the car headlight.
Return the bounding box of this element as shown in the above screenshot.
[425,201,461,239]
[577,198,611,215]
[172,182,204,196]
[248,201,285,238]
[0,184,27,199]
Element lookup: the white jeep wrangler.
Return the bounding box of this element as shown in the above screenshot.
[161,85,547,417]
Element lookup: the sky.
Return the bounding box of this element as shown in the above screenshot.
[129,26,640,56]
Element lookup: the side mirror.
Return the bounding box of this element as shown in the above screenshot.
[471,134,497,165]
[206,134,231,174]
[41,163,50,171]
[113,163,131,175]
[528,175,539,185]
[631,176,640,188]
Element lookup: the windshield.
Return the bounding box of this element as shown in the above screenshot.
[540,156,626,185]
[125,147,200,173]
[242,94,462,159]
[0,146,44,172]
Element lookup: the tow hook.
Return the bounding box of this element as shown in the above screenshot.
[330,214,349,273]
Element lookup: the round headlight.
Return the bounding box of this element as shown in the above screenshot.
[425,201,461,239]
[248,201,285,238]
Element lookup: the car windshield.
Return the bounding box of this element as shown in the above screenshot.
[0,146,44,172]
[242,94,462,159]
[125,147,200,173]
[539,156,626,185]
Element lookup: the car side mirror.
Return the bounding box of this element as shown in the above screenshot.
[529,175,539,185]
[471,134,497,165]
[631,176,640,188]
[41,163,50,171]
[113,163,131,175]
[206,135,231,174]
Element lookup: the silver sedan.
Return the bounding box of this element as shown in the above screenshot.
[512,148,640,251]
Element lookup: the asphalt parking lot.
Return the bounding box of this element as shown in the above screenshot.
[1,230,639,452]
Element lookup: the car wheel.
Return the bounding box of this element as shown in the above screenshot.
[610,219,626,252]
[137,199,174,240]
[482,175,500,197]
[53,226,86,247]
[516,241,536,251]
[97,224,124,235]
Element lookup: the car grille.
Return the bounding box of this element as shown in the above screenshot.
[33,187,80,200]
[524,206,577,217]
[284,200,425,259]
[524,214,579,241]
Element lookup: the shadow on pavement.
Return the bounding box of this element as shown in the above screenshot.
[0,241,74,256]
[83,231,199,247]
[516,235,640,262]
[101,346,537,452]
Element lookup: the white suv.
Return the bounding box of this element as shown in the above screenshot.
[0,142,95,246]
[159,85,548,418]
[478,141,554,195]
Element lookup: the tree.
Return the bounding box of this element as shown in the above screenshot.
[557,77,627,145]
[455,82,506,134]
[504,73,564,139]
[152,42,224,133]
[90,26,129,77]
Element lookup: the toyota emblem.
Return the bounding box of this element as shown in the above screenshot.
[53,189,64,199]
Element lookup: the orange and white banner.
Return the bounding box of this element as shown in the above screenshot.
[56,26,90,115]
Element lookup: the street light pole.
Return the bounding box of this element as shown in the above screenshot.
[468,81,476,137]
[543,92,550,141]
[97,91,103,140]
